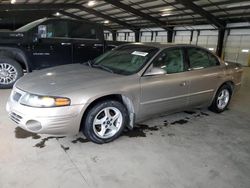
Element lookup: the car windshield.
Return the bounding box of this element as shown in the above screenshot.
[93,45,159,75]
[16,18,46,32]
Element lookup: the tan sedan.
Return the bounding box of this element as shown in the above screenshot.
[6,43,243,143]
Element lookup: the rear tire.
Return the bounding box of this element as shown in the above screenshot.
[0,57,23,89]
[209,84,232,113]
[83,100,128,144]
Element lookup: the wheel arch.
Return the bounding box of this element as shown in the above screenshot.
[218,81,234,94]
[210,80,235,105]
[79,94,135,132]
[0,47,30,72]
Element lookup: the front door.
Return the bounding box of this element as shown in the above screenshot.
[139,48,189,119]
[30,38,72,69]
[29,20,72,69]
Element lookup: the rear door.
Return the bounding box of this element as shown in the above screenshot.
[185,47,224,107]
[68,21,104,64]
[139,47,189,118]
[29,20,72,69]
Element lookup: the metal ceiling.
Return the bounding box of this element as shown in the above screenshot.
[0,0,249,30]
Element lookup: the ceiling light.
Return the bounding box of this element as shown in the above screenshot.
[161,13,171,17]
[227,2,250,8]
[103,20,110,24]
[10,0,16,4]
[241,49,249,53]
[55,12,61,16]
[208,48,214,51]
[160,8,173,12]
[88,1,96,7]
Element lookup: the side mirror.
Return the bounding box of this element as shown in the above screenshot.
[37,25,47,39]
[144,67,166,76]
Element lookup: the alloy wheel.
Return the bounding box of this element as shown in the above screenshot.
[217,89,230,110]
[0,63,18,85]
[93,107,123,139]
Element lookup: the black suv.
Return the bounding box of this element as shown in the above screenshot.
[0,18,117,88]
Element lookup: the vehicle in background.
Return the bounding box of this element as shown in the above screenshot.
[0,18,121,88]
[6,43,243,144]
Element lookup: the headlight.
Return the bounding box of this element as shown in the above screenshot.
[20,93,71,108]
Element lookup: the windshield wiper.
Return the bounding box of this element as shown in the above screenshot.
[92,64,114,73]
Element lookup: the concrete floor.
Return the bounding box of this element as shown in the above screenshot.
[0,68,249,188]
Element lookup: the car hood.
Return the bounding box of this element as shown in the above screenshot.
[0,31,26,44]
[15,64,122,95]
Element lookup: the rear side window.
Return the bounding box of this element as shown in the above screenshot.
[68,22,97,39]
[188,48,219,69]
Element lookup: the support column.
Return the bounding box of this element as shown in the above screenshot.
[216,28,225,57]
[134,29,140,42]
[112,30,117,41]
[190,30,194,44]
[167,29,173,43]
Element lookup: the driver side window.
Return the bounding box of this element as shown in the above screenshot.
[37,21,68,38]
[152,48,184,74]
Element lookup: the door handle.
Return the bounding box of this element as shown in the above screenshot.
[94,44,103,47]
[180,81,187,86]
[61,42,71,46]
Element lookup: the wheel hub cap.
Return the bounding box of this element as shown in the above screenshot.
[217,89,230,110]
[0,63,18,85]
[93,107,123,139]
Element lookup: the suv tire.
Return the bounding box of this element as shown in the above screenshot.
[0,57,23,89]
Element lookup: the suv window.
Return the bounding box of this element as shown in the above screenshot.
[188,48,218,69]
[152,48,184,74]
[43,21,68,38]
[68,22,97,39]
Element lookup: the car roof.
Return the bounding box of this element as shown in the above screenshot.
[122,42,218,56]
[124,42,207,50]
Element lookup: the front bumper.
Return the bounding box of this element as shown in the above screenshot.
[6,89,85,135]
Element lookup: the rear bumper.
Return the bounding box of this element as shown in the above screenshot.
[6,98,85,135]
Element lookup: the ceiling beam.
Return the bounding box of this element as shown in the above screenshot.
[172,0,226,28]
[58,10,113,31]
[76,5,138,31]
[58,10,91,22]
[102,0,172,31]
[0,3,79,10]
[0,3,138,30]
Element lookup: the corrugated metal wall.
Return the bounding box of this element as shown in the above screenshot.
[104,23,250,66]
[224,29,250,66]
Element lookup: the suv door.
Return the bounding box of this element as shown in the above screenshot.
[68,21,104,63]
[185,47,224,107]
[139,47,189,118]
[29,20,72,69]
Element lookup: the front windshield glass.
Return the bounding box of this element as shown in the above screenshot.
[93,45,159,75]
[16,18,46,32]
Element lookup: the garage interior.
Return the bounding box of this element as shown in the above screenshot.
[0,0,250,188]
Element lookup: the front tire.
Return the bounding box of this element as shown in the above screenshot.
[0,58,23,89]
[209,84,232,113]
[83,100,128,144]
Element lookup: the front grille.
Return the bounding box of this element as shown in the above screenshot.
[13,92,22,102]
[10,112,23,124]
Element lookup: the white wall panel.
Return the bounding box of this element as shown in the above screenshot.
[224,33,250,66]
